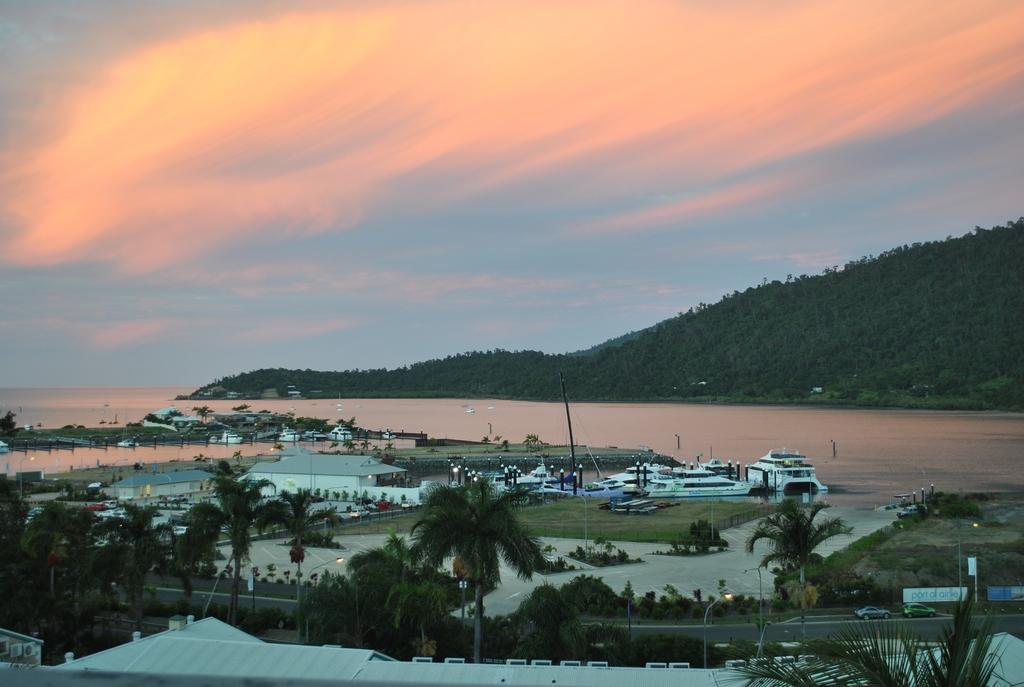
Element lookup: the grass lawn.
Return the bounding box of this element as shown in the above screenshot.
[516,498,771,543]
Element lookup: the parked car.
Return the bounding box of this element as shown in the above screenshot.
[85,503,109,512]
[902,602,936,618]
[854,606,891,620]
[897,505,923,519]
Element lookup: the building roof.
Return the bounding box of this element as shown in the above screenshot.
[247,447,405,478]
[111,470,213,488]
[0,627,44,644]
[57,619,392,679]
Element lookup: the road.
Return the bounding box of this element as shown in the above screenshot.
[628,614,1024,642]
[152,582,1024,644]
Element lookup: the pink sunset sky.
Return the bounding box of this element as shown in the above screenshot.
[0,0,1021,386]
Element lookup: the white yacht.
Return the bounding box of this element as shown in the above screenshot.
[747,449,829,494]
[327,426,353,441]
[116,438,139,448]
[594,462,671,495]
[210,431,243,445]
[278,428,300,443]
[0,440,10,454]
[643,467,752,498]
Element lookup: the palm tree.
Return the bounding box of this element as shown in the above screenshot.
[212,476,286,624]
[279,489,337,603]
[172,503,225,600]
[95,504,172,629]
[411,480,543,663]
[746,500,851,586]
[387,579,449,655]
[191,406,212,423]
[737,598,1000,686]
[513,584,586,663]
[523,433,541,451]
[746,500,851,632]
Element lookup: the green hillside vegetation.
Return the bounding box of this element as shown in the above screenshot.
[195,219,1024,410]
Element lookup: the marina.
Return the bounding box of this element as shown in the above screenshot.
[2,387,1023,506]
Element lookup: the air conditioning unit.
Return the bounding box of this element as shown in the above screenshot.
[588,661,609,668]
[23,645,36,657]
[412,657,433,663]
[669,662,691,669]
[531,659,552,666]
[560,660,581,667]
[645,662,668,669]
[724,659,747,668]
[506,658,527,666]
[443,658,465,664]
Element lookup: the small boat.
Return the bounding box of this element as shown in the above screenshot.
[747,449,829,494]
[210,431,243,445]
[278,428,300,443]
[116,438,139,448]
[464,407,475,414]
[0,440,9,454]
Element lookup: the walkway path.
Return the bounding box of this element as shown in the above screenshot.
[242,505,896,616]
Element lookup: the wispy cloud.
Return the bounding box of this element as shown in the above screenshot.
[3,1,1022,272]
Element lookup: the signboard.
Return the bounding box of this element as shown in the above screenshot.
[987,586,1024,602]
[967,557,977,576]
[903,586,967,603]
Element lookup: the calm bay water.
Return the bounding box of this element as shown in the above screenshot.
[2,387,1022,506]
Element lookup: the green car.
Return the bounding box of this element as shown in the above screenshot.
[902,602,937,618]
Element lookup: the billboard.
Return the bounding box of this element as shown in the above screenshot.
[902,587,967,603]
[987,586,1024,602]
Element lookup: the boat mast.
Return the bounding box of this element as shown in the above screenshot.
[559,371,577,470]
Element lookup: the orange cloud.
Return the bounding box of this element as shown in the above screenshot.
[3,0,1022,271]
[89,319,173,348]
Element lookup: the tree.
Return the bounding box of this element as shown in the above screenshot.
[746,500,851,631]
[0,410,16,437]
[211,476,286,624]
[388,579,449,655]
[737,598,1000,686]
[231,404,251,412]
[523,434,541,450]
[412,480,543,663]
[191,406,213,423]
[279,489,337,603]
[746,501,851,586]
[172,503,225,599]
[95,504,173,628]
[513,584,586,662]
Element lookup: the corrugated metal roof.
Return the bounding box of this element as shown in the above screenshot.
[247,448,405,478]
[58,636,391,679]
[111,470,212,488]
[355,661,726,686]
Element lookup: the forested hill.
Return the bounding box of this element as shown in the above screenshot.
[195,220,1024,410]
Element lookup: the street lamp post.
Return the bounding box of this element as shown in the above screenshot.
[703,591,733,669]
[459,579,468,623]
[18,455,36,497]
[303,557,344,643]
[744,567,764,635]
[333,557,361,647]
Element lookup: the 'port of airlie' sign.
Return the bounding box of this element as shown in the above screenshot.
[902,587,967,603]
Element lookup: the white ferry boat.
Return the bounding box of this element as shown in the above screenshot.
[643,467,753,498]
[747,449,828,494]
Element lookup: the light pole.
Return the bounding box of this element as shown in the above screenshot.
[744,567,764,635]
[303,557,344,643]
[334,557,361,647]
[459,579,468,623]
[703,591,733,669]
[18,455,35,497]
[957,521,979,600]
